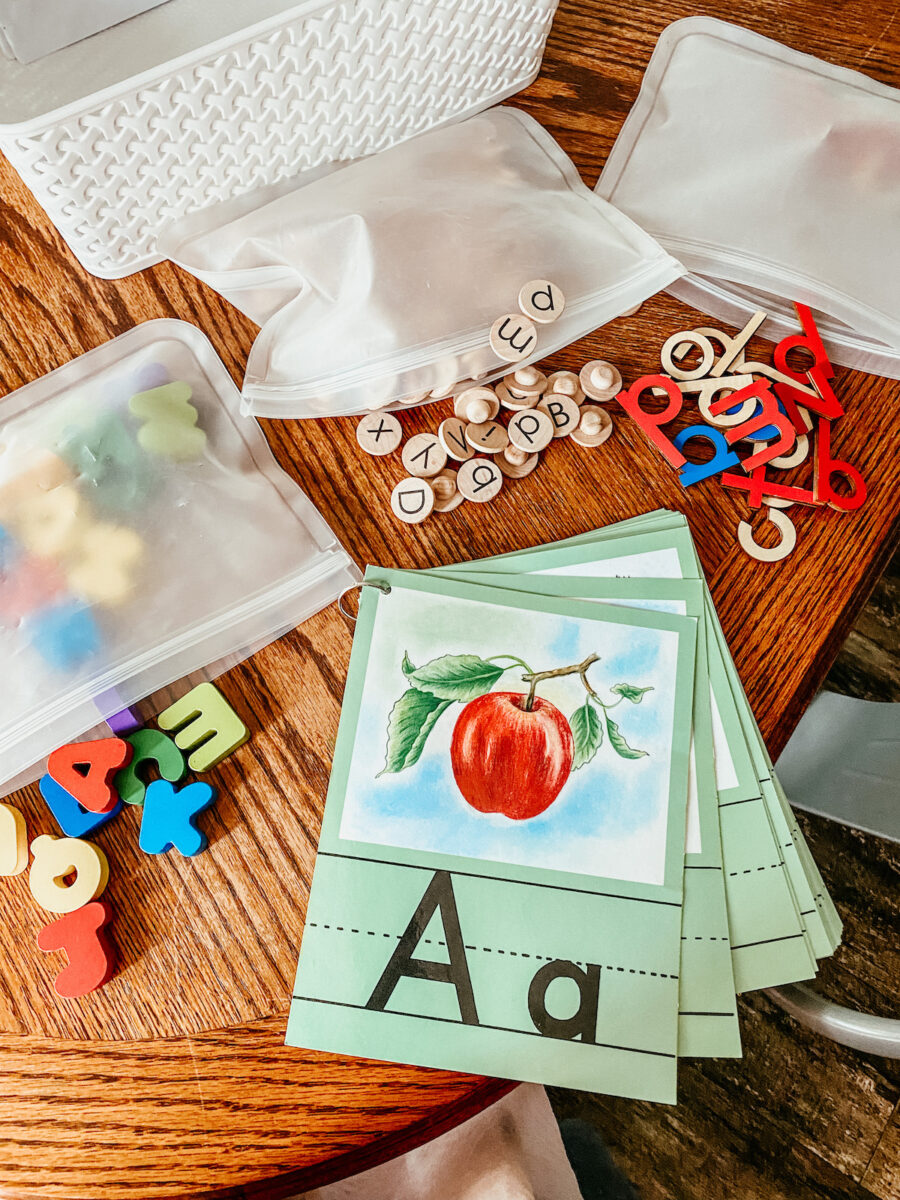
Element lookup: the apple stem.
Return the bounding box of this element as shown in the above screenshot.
[487,654,536,674]
[521,652,601,712]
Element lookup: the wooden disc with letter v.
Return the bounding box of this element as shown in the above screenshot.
[401,433,447,478]
[536,394,580,439]
[517,279,565,324]
[456,458,503,503]
[391,477,435,523]
[356,412,402,456]
[508,407,554,453]
[438,417,474,462]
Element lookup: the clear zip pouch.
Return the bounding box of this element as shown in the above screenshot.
[595,17,900,378]
[161,107,684,418]
[0,320,358,789]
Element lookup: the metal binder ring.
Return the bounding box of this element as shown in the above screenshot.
[338,580,392,621]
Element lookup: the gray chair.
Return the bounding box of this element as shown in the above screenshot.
[767,691,900,1058]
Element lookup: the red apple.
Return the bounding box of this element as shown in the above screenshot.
[450,692,574,820]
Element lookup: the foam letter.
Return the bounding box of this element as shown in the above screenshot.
[29,835,109,914]
[114,729,187,806]
[139,779,216,857]
[37,901,116,997]
[39,774,121,838]
[0,802,28,876]
[47,737,132,814]
[158,682,249,772]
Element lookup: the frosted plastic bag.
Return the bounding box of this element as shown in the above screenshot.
[161,107,684,418]
[0,320,358,789]
[595,18,900,377]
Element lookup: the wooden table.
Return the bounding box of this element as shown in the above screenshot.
[0,1,898,1197]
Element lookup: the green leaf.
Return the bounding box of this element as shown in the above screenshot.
[401,651,417,678]
[611,683,655,704]
[605,715,648,760]
[381,688,452,774]
[570,701,604,770]
[402,653,505,701]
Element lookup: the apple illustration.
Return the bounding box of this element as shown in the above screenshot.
[450,691,574,820]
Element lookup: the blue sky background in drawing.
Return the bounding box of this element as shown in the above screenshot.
[338,587,684,885]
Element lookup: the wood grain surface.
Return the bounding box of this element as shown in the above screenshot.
[0,0,898,1196]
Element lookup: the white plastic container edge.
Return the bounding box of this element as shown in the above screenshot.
[0,0,560,279]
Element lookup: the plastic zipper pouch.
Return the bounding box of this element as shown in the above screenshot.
[0,320,358,789]
[161,107,684,418]
[595,18,900,377]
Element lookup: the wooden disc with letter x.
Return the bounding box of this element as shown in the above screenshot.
[356,412,402,456]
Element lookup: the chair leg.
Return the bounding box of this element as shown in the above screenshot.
[766,983,900,1058]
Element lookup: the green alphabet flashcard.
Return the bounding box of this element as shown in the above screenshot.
[288,570,697,1103]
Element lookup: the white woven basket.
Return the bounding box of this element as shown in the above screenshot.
[0,0,558,278]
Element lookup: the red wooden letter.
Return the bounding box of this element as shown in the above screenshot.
[710,380,797,470]
[814,419,867,511]
[614,375,686,468]
[773,304,844,420]
[720,468,818,509]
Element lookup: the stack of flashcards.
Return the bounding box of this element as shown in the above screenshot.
[287,510,840,1103]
